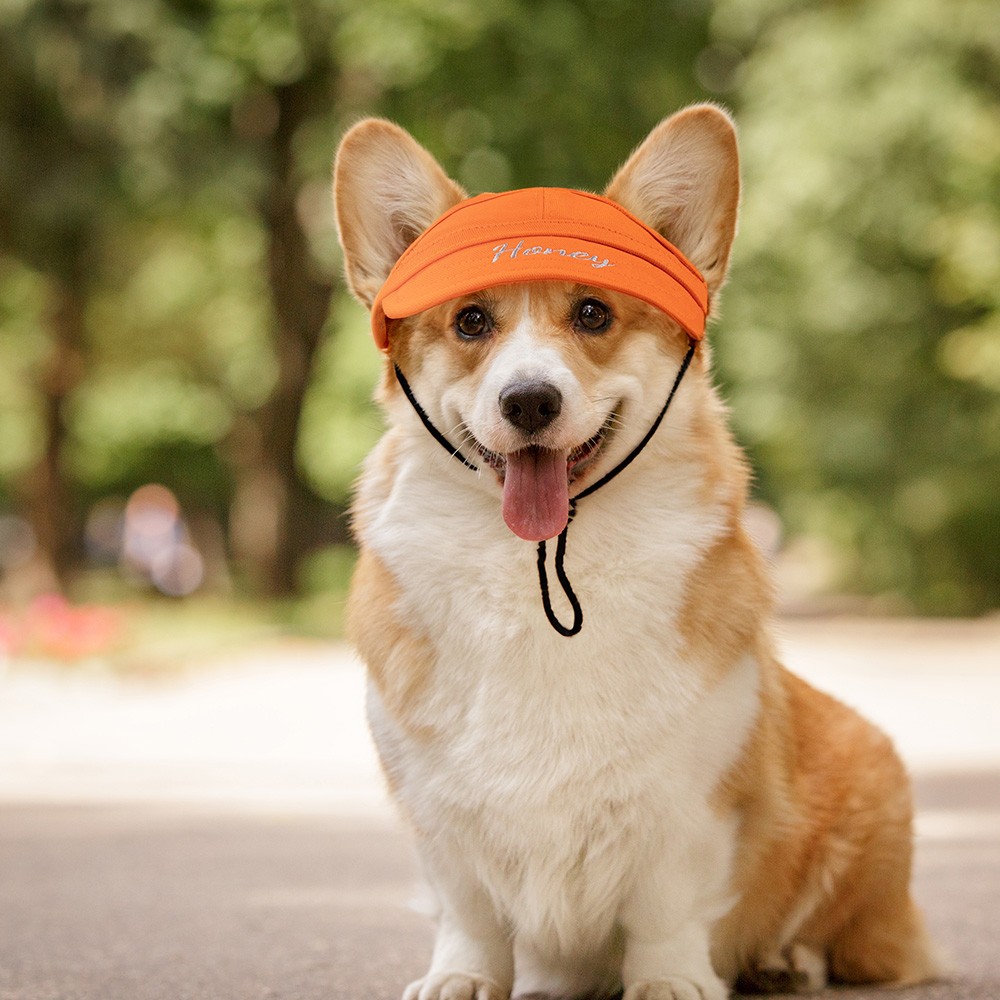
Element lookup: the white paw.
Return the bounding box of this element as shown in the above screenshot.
[403,972,507,1000]
[623,976,726,1000]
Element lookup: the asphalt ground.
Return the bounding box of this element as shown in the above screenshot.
[0,618,998,1000]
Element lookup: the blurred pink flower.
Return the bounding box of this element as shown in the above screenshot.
[11,594,124,662]
[0,613,21,658]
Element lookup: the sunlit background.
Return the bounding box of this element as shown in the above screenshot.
[1,0,998,669]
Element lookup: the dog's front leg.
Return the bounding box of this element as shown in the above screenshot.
[405,852,514,1000]
[618,830,731,1000]
[620,920,726,1000]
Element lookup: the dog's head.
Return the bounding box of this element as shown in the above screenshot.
[334,106,739,542]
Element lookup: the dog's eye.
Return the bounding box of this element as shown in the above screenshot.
[574,298,612,334]
[455,306,492,340]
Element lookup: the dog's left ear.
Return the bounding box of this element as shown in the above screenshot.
[605,104,740,299]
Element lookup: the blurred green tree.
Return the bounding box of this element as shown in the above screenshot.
[5,0,993,613]
[0,0,509,595]
[376,0,713,193]
[0,0,147,586]
[712,0,1000,611]
[1,0,716,599]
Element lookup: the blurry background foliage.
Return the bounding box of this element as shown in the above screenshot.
[0,0,997,633]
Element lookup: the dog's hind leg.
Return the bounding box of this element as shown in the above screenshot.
[828,891,942,987]
[736,942,827,994]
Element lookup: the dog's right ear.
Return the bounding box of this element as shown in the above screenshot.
[334,119,466,309]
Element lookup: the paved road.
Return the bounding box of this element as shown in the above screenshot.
[0,619,998,1000]
[0,779,998,1000]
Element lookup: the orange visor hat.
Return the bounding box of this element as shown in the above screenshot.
[369,187,708,350]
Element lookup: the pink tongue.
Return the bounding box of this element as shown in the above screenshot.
[502,447,570,541]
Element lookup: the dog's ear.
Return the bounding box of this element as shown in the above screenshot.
[604,104,740,298]
[334,119,466,308]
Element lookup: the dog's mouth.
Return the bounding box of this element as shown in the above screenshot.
[472,417,614,481]
[468,407,619,542]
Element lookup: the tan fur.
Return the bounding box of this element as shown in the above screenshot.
[347,547,437,740]
[711,664,940,989]
[393,301,495,383]
[677,523,773,687]
[334,105,940,1000]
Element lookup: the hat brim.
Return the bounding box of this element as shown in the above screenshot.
[372,236,707,351]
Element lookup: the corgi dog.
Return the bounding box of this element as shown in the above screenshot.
[333,105,940,1000]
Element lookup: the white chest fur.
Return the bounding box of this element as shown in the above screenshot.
[361,444,760,972]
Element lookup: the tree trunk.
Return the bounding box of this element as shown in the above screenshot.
[17,273,86,593]
[250,76,335,596]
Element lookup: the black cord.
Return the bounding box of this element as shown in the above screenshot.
[394,340,696,637]
[575,340,695,504]
[536,501,583,636]
[533,341,696,635]
[394,364,480,472]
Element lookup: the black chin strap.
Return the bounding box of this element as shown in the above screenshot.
[393,339,696,637]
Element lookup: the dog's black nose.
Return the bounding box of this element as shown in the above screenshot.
[499,381,563,434]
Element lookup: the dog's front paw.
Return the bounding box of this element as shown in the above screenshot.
[623,977,727,1000]
[404,972,507,1000]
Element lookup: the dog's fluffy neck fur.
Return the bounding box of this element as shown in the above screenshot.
[357,332,759,634]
